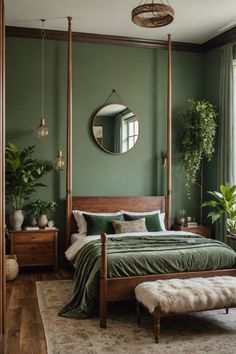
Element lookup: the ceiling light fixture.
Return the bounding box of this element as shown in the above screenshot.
[36,19,49,140]
[132,0,174,28]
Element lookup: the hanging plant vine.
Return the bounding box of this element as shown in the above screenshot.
[181,99,217,223]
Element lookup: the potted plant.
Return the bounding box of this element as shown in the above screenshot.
[31,199,57,227]
[177,208,187,226]
[181,99,217,224]
[5,143,52,229]
[202,184,236,234]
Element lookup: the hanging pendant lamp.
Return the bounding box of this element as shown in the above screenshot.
[132,0,174,28]
[36,19,49,140]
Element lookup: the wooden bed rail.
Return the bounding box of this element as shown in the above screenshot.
[100,233,107,328]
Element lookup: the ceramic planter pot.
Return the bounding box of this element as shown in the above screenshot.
[10,210,24,230]
[178,217,186,226]
[38,213,48,228]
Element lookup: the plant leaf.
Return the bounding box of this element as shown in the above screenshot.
[207,210,223,223]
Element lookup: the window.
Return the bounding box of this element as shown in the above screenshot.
[122,117,138,152]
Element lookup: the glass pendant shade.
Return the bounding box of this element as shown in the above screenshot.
[36,117,49,140]
[55,149,64,172]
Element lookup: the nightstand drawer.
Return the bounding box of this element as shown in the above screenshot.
[188,227,210,237]
[171,225,211,238]
[13,233,54,243]
[16,253,54,266]
[13,242,54,254]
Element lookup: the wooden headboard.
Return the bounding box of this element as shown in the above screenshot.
[66,196,166,246]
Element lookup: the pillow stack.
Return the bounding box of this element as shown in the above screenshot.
[72,209,166,236]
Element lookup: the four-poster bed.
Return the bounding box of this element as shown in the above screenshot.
[64,30,236,327]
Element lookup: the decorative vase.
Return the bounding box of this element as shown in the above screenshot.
[5,255,19,281]
[178,217,186,226]
[38,213,48,228]
[10,210,24,230]
[31,217,37,227]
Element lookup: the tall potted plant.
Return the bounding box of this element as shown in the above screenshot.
[181,99,217,223]
[202,184,236,234]
[5,143,52,229]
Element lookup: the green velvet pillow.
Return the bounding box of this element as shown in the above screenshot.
[124,213,162,232]
[83,214,123,235]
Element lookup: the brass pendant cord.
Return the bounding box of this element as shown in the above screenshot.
[167,34,172,230]
[41,19,45,118]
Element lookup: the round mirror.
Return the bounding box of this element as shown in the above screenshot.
[92,104,139,154]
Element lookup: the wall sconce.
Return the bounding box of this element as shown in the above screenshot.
[162,151,167,166]
[54,149,64,172]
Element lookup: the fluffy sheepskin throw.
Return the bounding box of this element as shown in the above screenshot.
[135,276,236,314]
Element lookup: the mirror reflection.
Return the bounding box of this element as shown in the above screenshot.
[92,104,139,154]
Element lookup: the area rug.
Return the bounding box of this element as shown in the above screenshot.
[36,280,236,354]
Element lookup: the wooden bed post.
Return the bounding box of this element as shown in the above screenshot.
[66,16,73,248]
[167,34,172,230]
[0,1,5,351]
[100,233,107,328]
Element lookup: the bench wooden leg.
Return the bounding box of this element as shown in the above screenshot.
[153,309,161,343]
[136,301,141,326]
[226,308,229,314]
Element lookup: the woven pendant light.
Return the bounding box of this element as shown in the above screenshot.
[132,0,174,28]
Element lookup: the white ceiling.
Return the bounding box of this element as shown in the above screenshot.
[5,0,236,44]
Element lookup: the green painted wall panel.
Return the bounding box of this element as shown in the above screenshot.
[6,37,204,255]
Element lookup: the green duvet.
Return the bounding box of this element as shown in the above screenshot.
[58,234,236,319]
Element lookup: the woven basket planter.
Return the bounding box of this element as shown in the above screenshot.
[5,255,19,281]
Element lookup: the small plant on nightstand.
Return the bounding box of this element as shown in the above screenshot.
[177,209,187,226]
[31,199,57,228]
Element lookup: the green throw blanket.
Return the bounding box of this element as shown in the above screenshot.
[59,234,236,319]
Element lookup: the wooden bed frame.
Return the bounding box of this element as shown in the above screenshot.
[66,196,236,328]
[64,29,236,328]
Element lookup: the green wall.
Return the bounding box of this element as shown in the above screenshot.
[6,37,204,256]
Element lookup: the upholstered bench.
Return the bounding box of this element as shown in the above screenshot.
[135,276,236,343]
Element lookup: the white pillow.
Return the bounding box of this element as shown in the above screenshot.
[159,213,166,231]
[72,210,123,234]
[121,209,166,231]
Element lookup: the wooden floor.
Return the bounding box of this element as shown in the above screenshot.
[5,267,73,354]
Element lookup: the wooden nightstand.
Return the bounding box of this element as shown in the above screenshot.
[10,228,58,272]
[171,225,211,238]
